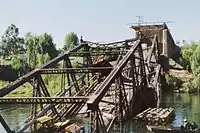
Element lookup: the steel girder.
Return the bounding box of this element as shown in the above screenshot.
[87,35,161,133]
[0,44,85,97]
[0,97,88,104]
[0,35,162,133]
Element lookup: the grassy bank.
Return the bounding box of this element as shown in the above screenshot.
[0,74,65,97]
[166,69,195,93]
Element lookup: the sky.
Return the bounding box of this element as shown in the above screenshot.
[0,0,200,48]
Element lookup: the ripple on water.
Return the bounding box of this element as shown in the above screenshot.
[0,93,200,133]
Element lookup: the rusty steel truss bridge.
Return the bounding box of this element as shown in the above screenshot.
[0,23,178,133]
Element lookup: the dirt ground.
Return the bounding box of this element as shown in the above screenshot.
[169,69,193,82]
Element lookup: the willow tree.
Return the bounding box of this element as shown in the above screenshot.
[180,42,198,71]
[25,33,57,69]
[25,33,39,69]
[38,33,58,59]
[191,45,200,76]
[64,32,79,51]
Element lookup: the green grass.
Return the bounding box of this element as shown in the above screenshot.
[0,56,85,97]
[164,73,183,89]
[0,75,65,97]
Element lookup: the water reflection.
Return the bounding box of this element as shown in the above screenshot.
[160,93,200,127]
[0,93,200,133]
[0,104,30,132]
[122,93,200,133]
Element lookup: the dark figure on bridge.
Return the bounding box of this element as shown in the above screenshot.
[80,36,84,43]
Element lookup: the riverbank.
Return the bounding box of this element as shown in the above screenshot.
[169,69,193,93]
[0,74,64,97]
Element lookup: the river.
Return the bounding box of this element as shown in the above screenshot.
[0,93,200,133]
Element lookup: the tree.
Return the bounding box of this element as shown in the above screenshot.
[64,32,79,51]
[25,33,58,69]
[38,33,58,59]
[11,55,27,76]
[191,45,200,76]
[0,24,25,57]
[38,53,50,66]
[180,42,198,71]
[25,33,39,69]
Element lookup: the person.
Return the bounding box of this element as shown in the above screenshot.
[180,125,184,133]
[183,119,192,130]
[191,121,198,130]
[80,36,84,43]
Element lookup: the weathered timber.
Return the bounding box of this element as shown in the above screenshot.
[134,108,174,124]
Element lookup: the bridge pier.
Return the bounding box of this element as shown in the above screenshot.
[130,86,157,117]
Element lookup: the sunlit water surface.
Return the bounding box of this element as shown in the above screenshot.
[0,93,200,133]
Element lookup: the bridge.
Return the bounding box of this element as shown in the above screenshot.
[0,23,178,133]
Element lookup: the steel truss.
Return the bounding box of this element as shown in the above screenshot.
[0,97,88,104]
[87,35,161,133]
[0,33,162,133]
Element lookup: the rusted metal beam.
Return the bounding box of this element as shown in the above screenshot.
[87,38,137,46]
[39,67,113,74]
[0,97,88,104]
[87,40,141,110]
[69,50,129,56]
[17,74,89,132]
[0,44,84,97]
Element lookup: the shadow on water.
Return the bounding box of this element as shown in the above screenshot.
[0,92,200,133]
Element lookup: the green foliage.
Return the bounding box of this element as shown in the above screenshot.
[0,81,32,97]
[178,42,200,93]
[1,75,64,97]
[185,45,200,93]
[180,42,198,71]
[25,33,57,69]
[169,58,176,66]
[64,32,79,51]
[38,53,50,67]
[43,74,63,96]
[0,24,25,57]
[6,83,33,97]
[191,45,200,76]
[165,73,183,89]
[38,33,58,59]
[25,33,39,69]
[10,55,26,71]
[105,46,120,61]
[0,81,9,88]
[184,78,200,93]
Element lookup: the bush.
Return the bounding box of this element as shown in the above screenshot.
[164,73,183,90]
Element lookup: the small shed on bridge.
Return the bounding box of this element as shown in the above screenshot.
[131,23,180,72]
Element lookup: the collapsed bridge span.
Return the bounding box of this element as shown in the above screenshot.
[0,23,178,133]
